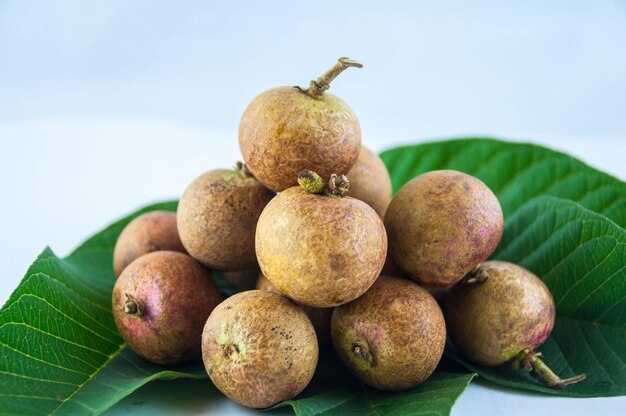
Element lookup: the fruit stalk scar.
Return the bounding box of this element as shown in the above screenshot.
[327,174,350,197]
[351,340,375,366]
[513,348,586,388]
[298,170,325,194]
[123,293,145,316]
[298,57,363,98]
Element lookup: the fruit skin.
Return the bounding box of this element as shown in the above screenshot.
[331,276,446,391]
[347,146,392,218]
[257,273,333,347]
[202,290,318,409]
[384,170,503,287]
[445,261,555,366]
[112,251,221,365]
[239,86,361,192]
[177,168,274,271]
[113,211,185,277]
[256,186,387,307]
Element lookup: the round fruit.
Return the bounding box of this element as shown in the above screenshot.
[239,58,362,192]
[112,251,221,364]
[202,290,318,408]
[256,171,387,307]
[385,170,503,287]
[257,273,333,347]
[113,211,185,277]
[331,276,446,391]
[446,261,585,387]
[346,146,392,218]
[177,163,274,271]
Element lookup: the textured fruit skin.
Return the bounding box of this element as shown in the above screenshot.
[177,169,274,271]
[445,261,556,366]
[257,273,333,347]
[347,146,392,218]
[385,170,503,287]
[113,211,185,277]
[331,276,446,391]
[239,87,361,192]
[256,187,387,307]
[202,290,318,409]
[112,251,221,365]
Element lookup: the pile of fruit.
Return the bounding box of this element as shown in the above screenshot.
[111,58,585,409]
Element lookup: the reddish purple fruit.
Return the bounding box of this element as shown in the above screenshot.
[112,251,221,365]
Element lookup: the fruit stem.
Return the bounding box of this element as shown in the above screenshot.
[327,174,350,197]
[301,57,363,98]
[297,171,350,197]
[462,264,488,284]
[123,294,145,317]
[235,161,252,178]
[298,170,325,194]
[514,349,586,388]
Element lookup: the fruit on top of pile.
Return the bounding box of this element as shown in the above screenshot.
[113,211,185,277]
[201,290,318,408]
[385,169,504,287]
[176,162,274,272]
[256,170,387,307]
[112,251,221,365]
[239,57,362,192]
[110,57,585,411]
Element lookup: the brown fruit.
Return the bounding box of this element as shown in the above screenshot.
[202,290,318,408]
[445,261,585,388]
[257,273,333,347]
[346,146,392,218]
[112,251,221,365]
[113,211,185,277]
[177,164,274,271]
[256,172,387,307]
[385,170,503,287]
[331,276,446,391]
[239,58,362,192]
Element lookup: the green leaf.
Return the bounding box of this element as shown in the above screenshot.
[380,138,626,228]
[449,196,626,397]
[0,201,210,416]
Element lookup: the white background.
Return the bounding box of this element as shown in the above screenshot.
[1,1,625,415]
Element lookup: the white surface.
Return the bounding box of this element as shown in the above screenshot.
[1,1,625,414]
